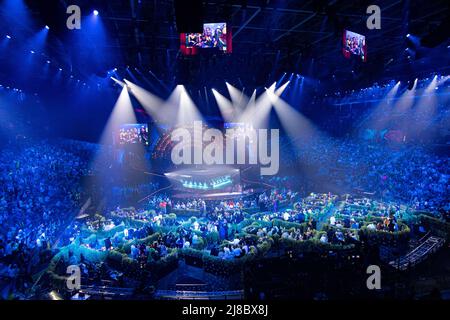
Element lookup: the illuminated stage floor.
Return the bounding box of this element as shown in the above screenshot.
[171,189,257,200]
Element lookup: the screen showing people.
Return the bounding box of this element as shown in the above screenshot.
[343,30,367,62]
[181,22,231,54]
[117,124,149,146]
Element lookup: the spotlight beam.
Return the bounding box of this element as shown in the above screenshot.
[212,88,235,122]
[124,79,179,124]
[238,83,276,129]
[395,79,417,113]
[364,81,401,131]
[267,90,323,147]
[111,77,126,87]
[226,82,249,111]
[99,85,136,146]
[275,81,290,96]
[176,85,204,125]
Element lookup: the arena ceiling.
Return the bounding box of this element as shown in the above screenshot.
[4,0,450,88]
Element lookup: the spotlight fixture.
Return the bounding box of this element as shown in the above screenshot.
[45,25,50,30]
[30,50,35,54]
[93,10,99,16]
[6,35,11,39]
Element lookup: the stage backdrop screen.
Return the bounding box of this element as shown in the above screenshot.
[115,124,149,146]
[343,30,367,62]
[180,22,232,55]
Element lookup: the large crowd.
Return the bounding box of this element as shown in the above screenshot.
[0,128,448,298]
[278,137,449,214]
[0,140,95,298]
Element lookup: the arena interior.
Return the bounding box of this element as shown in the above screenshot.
[0,0,449,305]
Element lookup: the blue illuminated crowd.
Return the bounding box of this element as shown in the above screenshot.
[0,133,448,298]
[278,137,449,213]
[0,140,93,298]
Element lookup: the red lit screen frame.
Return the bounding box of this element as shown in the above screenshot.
[180,22,232,55]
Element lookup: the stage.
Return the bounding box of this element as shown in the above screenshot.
[171,189,259,200]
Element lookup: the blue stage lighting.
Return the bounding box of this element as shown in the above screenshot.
[6,35,11,39]
[45,25,50,30]
[93,10,99,16]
